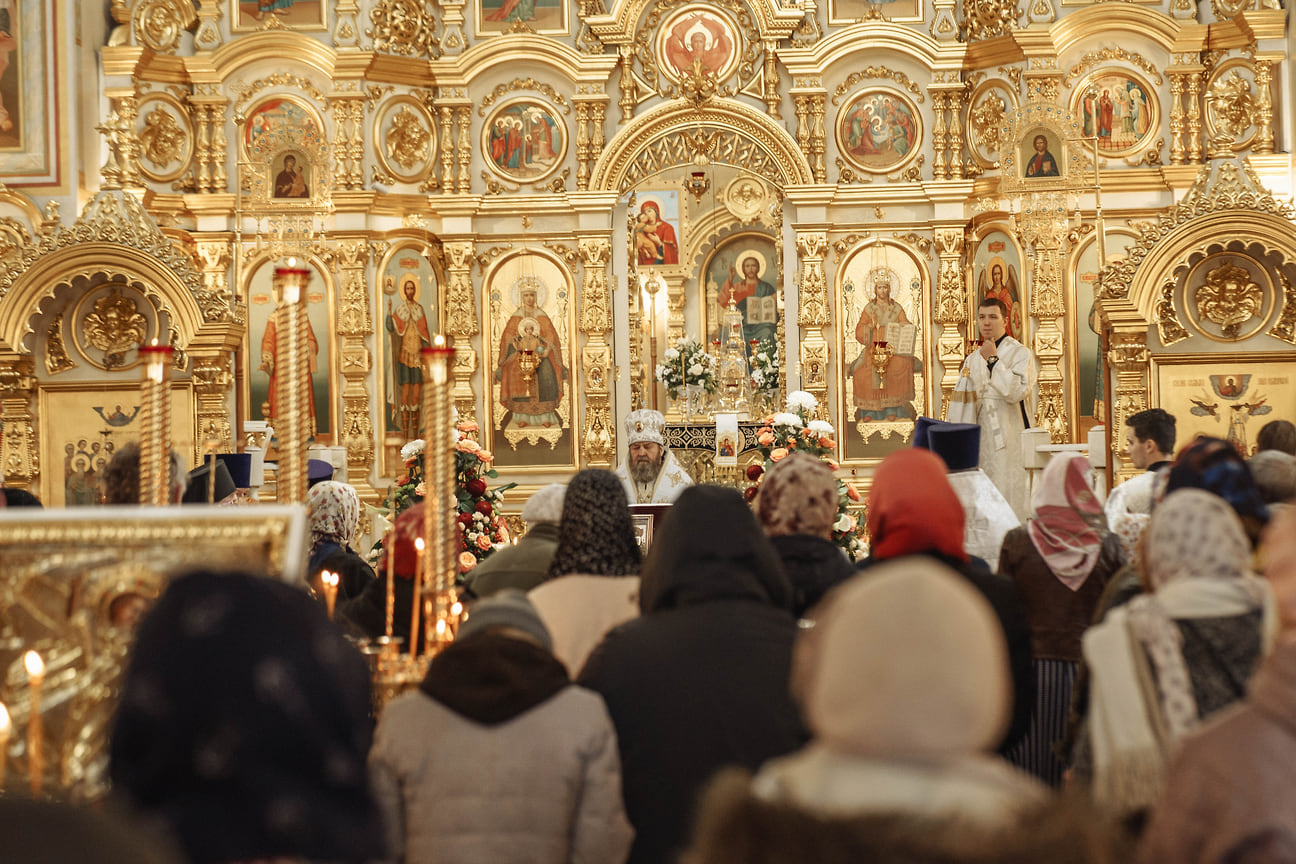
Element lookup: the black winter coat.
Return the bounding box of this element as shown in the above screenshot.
[768,534,856,618]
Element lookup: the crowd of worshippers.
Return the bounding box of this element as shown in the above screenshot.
[8,414,1296,864]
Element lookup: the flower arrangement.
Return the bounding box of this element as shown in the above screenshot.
[387,421,517,573]
[655,338,719,398]
[745,390,868,561]
[748,336,779,394]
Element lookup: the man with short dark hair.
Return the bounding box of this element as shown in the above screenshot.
[948,297,1035,519]
[1104,408,1176,531]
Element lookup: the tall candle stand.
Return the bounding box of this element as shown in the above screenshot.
[138,342,174,506]
[274,263,312,505]
[420,339,457,655]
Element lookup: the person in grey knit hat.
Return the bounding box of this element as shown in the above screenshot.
[369,588,632,864]
[464,484,567,598]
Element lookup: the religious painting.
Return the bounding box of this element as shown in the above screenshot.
[1154,358,1295,457]
[477,0,568,36]
[1182,250,1275,343]
[700,233,778,356]
[836,240,927,463]
[1069,230,1135,437]
[1069,70,1158,158]
[971,230,1026,344]
[827,0,922,22]
[655,7,739,84]
[633,191,681,267]
[233,0,327,32]
[243,97,328,205]
[835,88,923,175]
[38,384,194,508]
[135,94,194,184]
[243,258,335,443]
[377,244,440,445]
[1018,129,1064,180]
[484,252,576,470]
[0,0,58,184]
[481,98,566,184]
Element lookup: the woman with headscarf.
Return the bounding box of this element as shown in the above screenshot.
[755,453,854,618]
[998,453,1124,787]
[579,485,805,864]
[1081,489,1275,817]
[338,501,427,653]
[109,570,385,864]
[306,481,375,601]
[527,469,642,674]
[682,561,1128,864]
[862,447,1035,754]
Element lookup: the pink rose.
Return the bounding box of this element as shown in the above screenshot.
[475,534,492,551]
[758,431,775,446]
[458,552,478,572]
[456,438,481,453]
[770,448,788,462]
[457,420,480,434]
[477,450,494,463]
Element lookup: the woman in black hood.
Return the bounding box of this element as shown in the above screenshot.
[579,485,807,864]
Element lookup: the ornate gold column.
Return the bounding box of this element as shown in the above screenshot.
[438,103,456,193]
[795,230,830,421]
[762,42,781,119]
[194,0,222,50]
[0,354,36,489]
[332,238,377,501]
[273,265,311,505]
[456,104,472,193]
[1185,66,1204,164]
[329,89,366,191]
[575,99,592,192]
[930,91,949,180]
[443,240,479,422]
[618,46,637,124]
[574,87,609,192]
[791,79,827,183]
[946,84,966,180]
[333,0,361,48]
[189,86,227,194]
[933,229,966,418]
[1169,70,1187,164]
[810,93,827,184]
[1107,331,1149,483]
[1024,234,1068,441]
[1253,56,1275,154]
[578,236,615,467]
[191,354,234,455]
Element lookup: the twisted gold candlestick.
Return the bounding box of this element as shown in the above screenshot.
[274,264,311,504]
[138,342,174,506]
[420,338,457,655]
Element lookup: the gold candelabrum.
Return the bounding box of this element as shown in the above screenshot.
[273,264,311,505]
[870,341,894,384]
[420,340,458,656]
[138,342,174,506]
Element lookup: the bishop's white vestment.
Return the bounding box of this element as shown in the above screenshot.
[948,336,1034,521]
[614,449,693,505]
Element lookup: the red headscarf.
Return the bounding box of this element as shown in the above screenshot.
[867,449,968,562]
[1026,453,1106,590]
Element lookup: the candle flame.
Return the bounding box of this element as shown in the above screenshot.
[435,619,447,635]
[434,334,446,348]
[323,571,338,588]
[414,537,425,551]
[451,602,463,616]
[24,651,43,679]
[0,701,9,734]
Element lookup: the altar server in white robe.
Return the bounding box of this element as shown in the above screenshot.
[949,297,1036,521]
[614,409,693,505]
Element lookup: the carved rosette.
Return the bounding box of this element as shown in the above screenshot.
[578,237,614,467]
[443,241,479,423]
[795,231,830,421]
[934,229,966,418]
[0,354,37,488]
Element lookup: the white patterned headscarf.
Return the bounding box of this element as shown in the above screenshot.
[1142,488,1251,590]
[307,481,361,550]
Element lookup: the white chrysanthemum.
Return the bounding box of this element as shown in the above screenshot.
[664,347,680,361]
[655,365,667,379]
[400,439,426,461]
[786,390,818,413]
[689,363,703,376]
[834,512,855,533]
[772,411,803,428]
[751,369,766,386]
[808,419,835,436]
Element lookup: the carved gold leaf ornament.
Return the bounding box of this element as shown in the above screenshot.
[82,289,150,368]
[962,0,1020,41]
[1206,69,1256,147]
[1195,261,1262,338]
[367,0,441,58]
[138,107,186,169]
[477,79,571,117]
[385,106,431,169]
[45,312,77,375]
[1268,270,1296,345]
[831,67,926,105]
[1061,48,1164,88]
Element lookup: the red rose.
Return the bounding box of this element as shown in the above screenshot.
[745,464,764,481]
[457,513,473,527]
[475,500,493,516]
[743,485,758,502]
[466,478,488,497]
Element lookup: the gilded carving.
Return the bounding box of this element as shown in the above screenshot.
[968,86,1011,166]
[45,312,76,375]
[477,79,571,117]
[132,0,195,53]
[98,93,144,191]
[1205,67,1257,152]
[962,0,1020,41]
[1193,261,1260,339]
[1268,269,1296,345]
[830,68,926,105]
[795,232,829,327]
[81,289,149,370]
[0,354,37,487]
[1062,49,1164,88]
[1155,280,1190,345]
[386,106,432,170]
[367,0,441,58]
[138,106,188,175]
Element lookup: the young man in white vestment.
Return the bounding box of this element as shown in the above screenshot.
[948,297,1035,521]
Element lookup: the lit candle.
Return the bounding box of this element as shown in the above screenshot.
[321,570,339,619]
[384,493,396,648]
[410,536,425,658]
[24,651,43,798]
[0,700,9,791]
